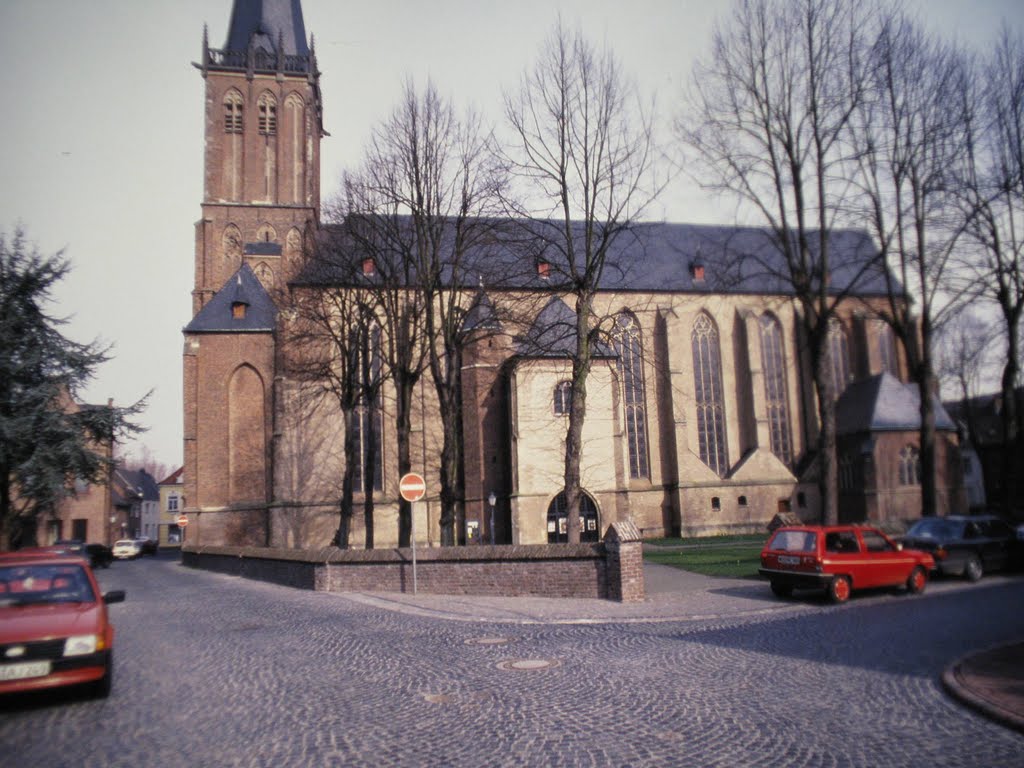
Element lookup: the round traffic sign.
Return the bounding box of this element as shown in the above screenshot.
[177,514,189,527]
[399,472,426,502]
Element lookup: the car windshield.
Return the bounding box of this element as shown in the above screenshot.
[768,530,817,552]
[115,540,135,547]
[906,518,963,540]
[0,563,96,607]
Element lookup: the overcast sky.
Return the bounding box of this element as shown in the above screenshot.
[0,0,1020,470]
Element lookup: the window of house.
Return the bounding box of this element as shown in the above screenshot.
[759,313,793,466]
[692,312,728,477]
[829,318,851,397]
[711,497,721,510]
[232,302,247,320]
[898,445,921,486]
[553,380,572,416]
[167,495,179,513]
[738,495,748,507]
[536,259,550,279]
[223,91,243,133]
[612,312,650,479]
[258,92,277,135]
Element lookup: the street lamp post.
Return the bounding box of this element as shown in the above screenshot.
[488,491,497,546]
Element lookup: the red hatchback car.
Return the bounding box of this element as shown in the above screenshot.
[759,525,935,603]
[0,552,125,698]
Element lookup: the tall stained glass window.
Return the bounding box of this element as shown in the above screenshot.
[613,312,649,479]
[692,313,728,477]
[759,314,793,466]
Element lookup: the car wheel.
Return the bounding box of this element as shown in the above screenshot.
[828,575,852,604]
[906,566,927,595]
[770,582,793,598]
[964,555,983,582]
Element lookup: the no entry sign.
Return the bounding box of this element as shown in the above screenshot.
[399,472,426,502]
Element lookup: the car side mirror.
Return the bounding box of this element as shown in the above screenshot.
[103,590,126,604]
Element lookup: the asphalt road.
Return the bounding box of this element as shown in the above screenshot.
[3,554,1023,767]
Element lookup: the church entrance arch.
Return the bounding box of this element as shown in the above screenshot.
[546,490,600,543]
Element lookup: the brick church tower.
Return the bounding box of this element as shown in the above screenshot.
[183,0,323,544]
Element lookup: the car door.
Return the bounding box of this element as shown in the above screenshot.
[823,529,865,585]
[979,520,1011,572]
[857,528,908,588]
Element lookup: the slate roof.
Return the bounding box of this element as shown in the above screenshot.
[111,468,160,506]
[515,297,615,359]
[836,373,956,436]
[301,218,897,298]
[224,0,309,58]
[184,263,277,334]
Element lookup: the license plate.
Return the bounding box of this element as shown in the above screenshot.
[0,661,52,681]
[778,555,800,565]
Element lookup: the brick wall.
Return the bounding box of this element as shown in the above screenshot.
[182,531,646,603]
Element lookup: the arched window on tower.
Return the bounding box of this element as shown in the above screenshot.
[759,313,793,466]
[692,312,728,477]
[612,312,650,479]
[222,90,244,200]
[223,90,243,133]
[258,92,277,135]
[829,318,852,397]
[285,93,305,204]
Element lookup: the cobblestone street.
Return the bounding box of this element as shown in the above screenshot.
[3,555,1023,767]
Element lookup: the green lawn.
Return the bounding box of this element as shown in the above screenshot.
[643,534,766,579]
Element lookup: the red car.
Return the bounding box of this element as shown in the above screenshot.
[759,525,935,603]
[0,551,125,698]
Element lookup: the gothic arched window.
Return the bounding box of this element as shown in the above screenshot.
[898,445,921,486]
[553,380,572,416]
[759,313,793,466]
[612,312,650,479]
[285,93,305,204]
[879,323,899,377]
[829,318,851,397]
[223,90,243,133]
[353,323,384,492]
[258,92,277,135]
[692,312,728,477]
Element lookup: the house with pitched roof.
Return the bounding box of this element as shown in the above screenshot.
[182,0,965,549]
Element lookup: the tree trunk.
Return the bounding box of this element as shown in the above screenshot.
[395,372,415,548]
[810,325,838,525]
[335,406,360,548]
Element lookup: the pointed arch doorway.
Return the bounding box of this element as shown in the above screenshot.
[546,490,600,543]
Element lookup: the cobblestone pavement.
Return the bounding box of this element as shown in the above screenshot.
[2,556,1023,767]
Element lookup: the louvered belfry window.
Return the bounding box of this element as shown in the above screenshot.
[224,92,243,133]
[258,93,277,135]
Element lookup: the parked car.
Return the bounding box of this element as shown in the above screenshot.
[759,525,935,603]
[901,515,1018,581]
[50,540,114,569]
[134,537,158,556]
[112,540,142,560]
[0,551,125,698]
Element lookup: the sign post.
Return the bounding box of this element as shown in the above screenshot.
[399,473,426,595]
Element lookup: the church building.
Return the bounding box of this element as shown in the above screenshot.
[182,0,965,549]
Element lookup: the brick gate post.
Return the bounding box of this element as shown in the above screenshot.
[604,520,645,603]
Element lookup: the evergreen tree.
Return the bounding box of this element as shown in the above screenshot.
[0,228,145,549]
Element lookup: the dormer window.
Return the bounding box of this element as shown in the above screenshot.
[362,257,376,277]
[690,261,705,282]
[232,302,247,320]
[537,259,550,279]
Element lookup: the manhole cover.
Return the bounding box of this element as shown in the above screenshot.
[464,637,513,646]
[496,658,561,671]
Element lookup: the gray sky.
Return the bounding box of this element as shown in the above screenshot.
[0,0,1020,470]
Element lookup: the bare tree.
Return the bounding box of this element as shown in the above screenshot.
[285,247,382,548]
[680,0,874,525]
[849,13,971,516]
[937,310,1000,461]
[504,20,659,543]
[955,28,1024,515]
[338,81,505,547]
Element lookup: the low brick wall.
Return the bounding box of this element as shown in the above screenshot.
[181,525,645,602]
